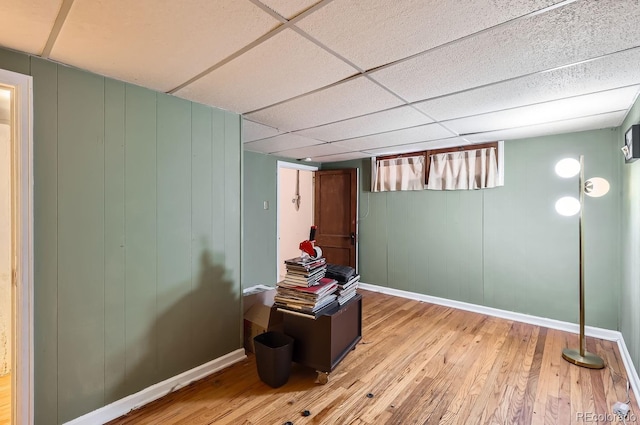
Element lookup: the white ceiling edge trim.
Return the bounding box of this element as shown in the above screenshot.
[621,86,640,125]
[311,151,371,160]
[277,160,318,171]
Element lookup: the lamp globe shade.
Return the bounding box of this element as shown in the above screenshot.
[555,196,580,216]
[555,158,580,178]
[585,177,610,198]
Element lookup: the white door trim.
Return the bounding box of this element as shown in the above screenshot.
[1,68,34,425]
[276,161,318,283]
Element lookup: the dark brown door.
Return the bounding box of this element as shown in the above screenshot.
[314,169,357,268]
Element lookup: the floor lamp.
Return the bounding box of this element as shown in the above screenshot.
[554,155,609,369]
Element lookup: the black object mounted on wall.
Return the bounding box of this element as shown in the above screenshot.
[623,124,640,163]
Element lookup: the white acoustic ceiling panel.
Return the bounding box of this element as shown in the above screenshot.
[242,119,284,143]
[463,111,627,143]
[175,29,356,113]
[243,132,322,154]
[365,137,468,156]
[334,123,455,151]
[415,48,640,121]
[313,151,372,163]
[371,0,640,103]
[444,86,639,136]
[50,0,279,92]
[294,105,432,141]
[260,0,322,19]
[0,0,62,54]
[275,142,351,159]
[245,76,404,131]
[295,0,563,71]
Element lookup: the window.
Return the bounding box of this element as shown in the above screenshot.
[371,141,504,192]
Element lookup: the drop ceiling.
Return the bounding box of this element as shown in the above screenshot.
[0,0,639,162]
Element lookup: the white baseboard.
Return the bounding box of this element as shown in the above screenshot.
[64,349,246,425]
[359,282,640,399]
[617,337,640,405]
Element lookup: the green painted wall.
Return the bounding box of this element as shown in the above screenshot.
[620,96,640,375]
[241,151,320,289]
[324,129,621,330]
[1,49,242,424]
[243,151,279,288]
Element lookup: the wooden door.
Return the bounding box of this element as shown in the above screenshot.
[314,169,357,268]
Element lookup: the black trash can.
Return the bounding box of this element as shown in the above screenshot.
[253,331,294,388]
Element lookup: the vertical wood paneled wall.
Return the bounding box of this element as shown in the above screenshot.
[322,129,621,332]
[0,50,242,424]
[620,96,640,381]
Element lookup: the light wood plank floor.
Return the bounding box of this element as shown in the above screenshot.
[109,290,637,424]
[0,373,10,425]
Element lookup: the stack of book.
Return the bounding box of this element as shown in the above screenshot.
[275,256,339,318]
[325,263,360,305]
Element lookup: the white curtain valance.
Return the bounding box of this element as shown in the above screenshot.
[373,155,425,192]
[427,147,498,190]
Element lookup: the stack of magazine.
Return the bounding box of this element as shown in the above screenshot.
[275,256,339,318]
[325,263,360,305]
[336,274,360,305]
[280,256,327,287]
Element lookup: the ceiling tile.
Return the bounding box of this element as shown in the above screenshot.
[260,0,322,19]
[364,137,468,156]
[0,0,63,54]
[296,0,563,70]
[243,132,322,154]
[293,105,432,141]
[415,48,640,121]
[463,111,627,143]
[313,151,372,163]
[175,29,356,113]
[274,142,351,159]
[371,0,640,102]
[444,86,639,135]
[333,123,455,151]
[242,119,284,143]
[245,76,404,131]
[50,0,279,92]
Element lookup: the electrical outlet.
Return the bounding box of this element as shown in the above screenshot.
[613,401,630,418]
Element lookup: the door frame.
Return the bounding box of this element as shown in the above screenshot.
[313,168,360,270]
[1,68,34,425]
[276,161,318,283]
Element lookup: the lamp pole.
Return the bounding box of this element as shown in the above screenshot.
[561,155,605,369]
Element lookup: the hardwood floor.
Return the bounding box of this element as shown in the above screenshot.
[108,290,637,424]
[0,373,10,425]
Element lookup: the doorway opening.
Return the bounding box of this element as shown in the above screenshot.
[276,161,318,283]
[0,68,34,425]
[0,83,11,425]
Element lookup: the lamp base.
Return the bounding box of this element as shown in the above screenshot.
[562,348,605,369]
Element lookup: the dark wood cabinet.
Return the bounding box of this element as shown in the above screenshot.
[282,294,362,375]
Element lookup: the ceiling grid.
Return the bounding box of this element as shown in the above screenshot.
[1,0,638,161]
